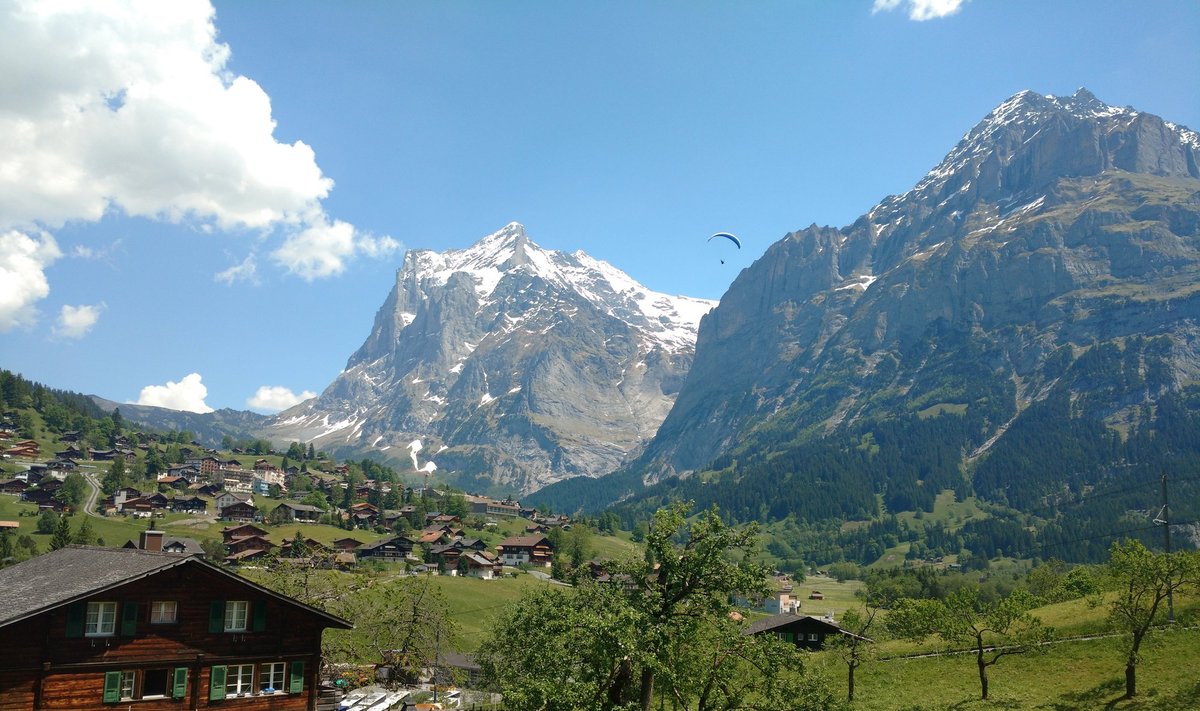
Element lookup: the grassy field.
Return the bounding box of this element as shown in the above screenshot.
[834,626,1200,710]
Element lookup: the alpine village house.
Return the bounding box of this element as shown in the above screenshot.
[0,531,351,710]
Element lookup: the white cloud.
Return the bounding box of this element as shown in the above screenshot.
[271,213,399,280]
[135,372,214,413]
[246,385,317,413]
[215,253,259,285]
[53,302,105,339]
[872,0,967,21]
[0,0,392,330]
[0,229,62,330]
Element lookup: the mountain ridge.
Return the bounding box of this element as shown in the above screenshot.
[531,88,1200,522]
[259,222,715,493]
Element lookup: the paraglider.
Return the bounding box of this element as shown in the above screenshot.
[709,232,741,263]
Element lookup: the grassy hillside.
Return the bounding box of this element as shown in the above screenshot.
[837,626,1200,710]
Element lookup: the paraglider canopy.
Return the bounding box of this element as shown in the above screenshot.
[708,232,741,249]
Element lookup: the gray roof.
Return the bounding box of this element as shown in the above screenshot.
[0,545,353,631]
[0,546,193,628]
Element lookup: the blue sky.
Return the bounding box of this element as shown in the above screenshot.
[2,0,1197,414]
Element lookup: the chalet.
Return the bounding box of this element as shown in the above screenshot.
[54,446,84,460]
[120,532,205,556]
[214,490,254,511]
[217,470,254,493]
[495,535,554,568]
[0,541,350,707]
[171,496,208,514]
[190,482,222,498]
[224,535,276,563]
[120,493,171,514]
[271,502,323,524]
[743,613,868,651]
[5,440,40,458]
[808,590,825,600]
[23,488,67,511]
[219,501,261,523]
[331,537,363,551]
[355,536,415,563]
[460,552,503,580]
[45,459,77,474]
[278,536,326,558]
[56,431,82,443]
[221,524,269,544]
[0,478,30,495]
[155,475,190,491]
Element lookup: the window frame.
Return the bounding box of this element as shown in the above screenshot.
[225,663,255,697]
[224,600,249,632]
[259,662,285,693]
[85,601,117,637]
[119,670,136,701]
[150,600,178,625]
[807,632,819,642]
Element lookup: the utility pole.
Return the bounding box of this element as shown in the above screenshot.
[1157,474,1175,624]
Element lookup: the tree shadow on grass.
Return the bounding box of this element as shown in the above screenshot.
[1041,678,1200,711]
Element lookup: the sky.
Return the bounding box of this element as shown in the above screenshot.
[1,0,1198,415]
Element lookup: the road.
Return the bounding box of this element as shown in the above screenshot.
[80,470,104,518]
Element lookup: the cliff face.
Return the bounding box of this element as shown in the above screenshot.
[260,223,713,493]
[634,89,1200,481]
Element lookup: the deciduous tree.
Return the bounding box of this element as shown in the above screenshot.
[1106,539,1200,698]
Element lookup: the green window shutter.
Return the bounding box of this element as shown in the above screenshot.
[208,600,225,633]
[121,601,139,636]
[288,660,305,694]
[103,671,122,703]
[208,666,227,701]
[65,602,85,638]
[172,667,188,699]
[251,600,267,632]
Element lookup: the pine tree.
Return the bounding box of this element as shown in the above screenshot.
[50,516,74,551]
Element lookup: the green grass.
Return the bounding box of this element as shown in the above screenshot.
[431,573,562,650]
[836,626,1200,710]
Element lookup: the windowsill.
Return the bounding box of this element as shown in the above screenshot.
[85,633,115,638]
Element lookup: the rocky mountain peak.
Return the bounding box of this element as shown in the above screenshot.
[262,223,715,493]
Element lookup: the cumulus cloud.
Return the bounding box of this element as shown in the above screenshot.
[53,303,105,339]
[872,0,967,21]
[215,253,259,285]
[0,230,62,330]
[135,372,214,413]
[246,385,317,413]
[0,0,393,330]
[272,213,399,280]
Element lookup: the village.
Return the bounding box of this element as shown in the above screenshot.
[0,416,858,710]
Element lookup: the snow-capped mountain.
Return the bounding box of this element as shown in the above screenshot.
[260,223,714,493]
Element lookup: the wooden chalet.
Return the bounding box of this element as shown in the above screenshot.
[120,532,205,557]
[221,524,269,544]
[271,502,323,524]
[495,535,554,568]
[355,536,415,563]
[171,496,208,514]
[54,447,84,461]
[0,540,350,709]
[330,537,363,551]
[218,501,261,523]
[0,478,30,495]
[743,613,868,651]
[223,536,276,564]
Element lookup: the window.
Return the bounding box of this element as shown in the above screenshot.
[224,600,248,632]
[807,633,819,642]
[259,662,285,693]
[142,668,169,698]
[119,671,136,701]
[226,664,254,696]
[85,601,117,636]
[150,600,177,624]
